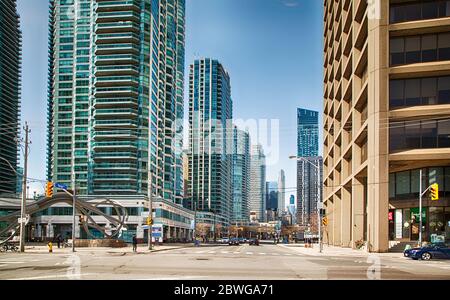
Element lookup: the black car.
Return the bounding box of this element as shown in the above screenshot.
[228,238,240,246]
[249,238,259,246]
[405,243,450,260]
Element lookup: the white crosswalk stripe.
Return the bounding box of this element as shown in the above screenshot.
[246,252,253,255]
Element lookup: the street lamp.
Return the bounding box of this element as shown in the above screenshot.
[289,155,323,253]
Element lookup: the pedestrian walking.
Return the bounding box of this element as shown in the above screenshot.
[132,235,138,252]
[56,234,62,249]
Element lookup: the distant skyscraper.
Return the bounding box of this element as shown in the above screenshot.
[232,126,250,224]
[266,181,278,222]
[296,108,322,225]
[46,0,186,201]
[288,195,296,224]
[188,58,233,227]
[249,145,266,222]
[278,170,286,214]
[0,0,21,195]
[297,108,319,157]
[266,181,278,210]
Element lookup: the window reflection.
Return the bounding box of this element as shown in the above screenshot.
[389,119,450,152]
[390,76,450,108]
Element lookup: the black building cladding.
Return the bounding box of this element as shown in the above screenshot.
[0,0,21,195]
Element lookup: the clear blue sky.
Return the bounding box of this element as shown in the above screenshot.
[18,0,324,203]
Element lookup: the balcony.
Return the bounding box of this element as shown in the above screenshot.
[94,108,138,118]
[95,53,139,65]
[94,86,139,97]
[94,119,138,129]
[95,65,139,76]
[95,75,140,87]
[96,0,140,13]
[95,43,140,55]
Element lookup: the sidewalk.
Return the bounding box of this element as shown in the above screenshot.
[278,243,403,258]
[23,243,194,255]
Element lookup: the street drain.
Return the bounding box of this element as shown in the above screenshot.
[196,258,209,261]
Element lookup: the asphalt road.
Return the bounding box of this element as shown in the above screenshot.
[0,244,449,280]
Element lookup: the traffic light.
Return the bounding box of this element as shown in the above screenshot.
[430,183,439,201]
[322,217,328,226]
[45,181,54,197]
[146,217,153,225]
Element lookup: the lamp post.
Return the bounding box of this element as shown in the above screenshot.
[289,155,322,253]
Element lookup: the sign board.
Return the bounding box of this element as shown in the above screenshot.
[54,182,68,190]
[151,224,163,239]
[395,209,402,239]
[317,202,323,209]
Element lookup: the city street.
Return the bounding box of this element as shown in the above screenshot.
[1,243,449,280]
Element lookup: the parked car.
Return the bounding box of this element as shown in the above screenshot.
[228,238,240,246]
[238,237,247,244]
[249,238,260,246]
[405,243,450,260]
[218,237,229,244]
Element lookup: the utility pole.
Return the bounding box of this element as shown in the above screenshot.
[419,169,423,247]
[148,174,153,250]
[317,159,322,253]
[19,122,31,253]
[72,184,76,252]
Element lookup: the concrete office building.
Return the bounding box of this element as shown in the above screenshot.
[44,0,190,242]
[249,145,266,222]
[323,0,450,252]
[0,0,21,196]
[231,126,250,225]
[188,58,233,228]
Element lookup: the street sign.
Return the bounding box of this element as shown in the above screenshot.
[317,202,323,209]
[54,182,68,190]
[17,217,26,223]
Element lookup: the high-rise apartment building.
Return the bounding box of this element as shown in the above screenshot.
[323,0,450,252]
[231,126,250,224]
[297,108,323,225]
[297,108,319,157]
[188,58,233,227]
[297,157,323,225]
[249,144,266,222]
[0,0,21,196]
[278,169,286,214]
[46,0,185,203]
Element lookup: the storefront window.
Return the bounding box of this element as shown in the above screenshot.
[403,208,411,239]
[429,207,445,243]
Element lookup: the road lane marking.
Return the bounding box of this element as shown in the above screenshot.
[8,273,97,280]
[207,251,216,254]
[221,251,229,254]
[259,253,266,255]
[246,252,253,255]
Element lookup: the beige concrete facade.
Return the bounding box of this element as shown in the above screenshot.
[322,0,450,252]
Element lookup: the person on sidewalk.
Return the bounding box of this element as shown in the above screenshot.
[56,234,61,249]
[132,235,138,252]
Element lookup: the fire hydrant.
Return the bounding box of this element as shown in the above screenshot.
[48,241,53,253]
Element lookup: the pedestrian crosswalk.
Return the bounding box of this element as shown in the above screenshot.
[169,247,302,258]
[0,257,41,268]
